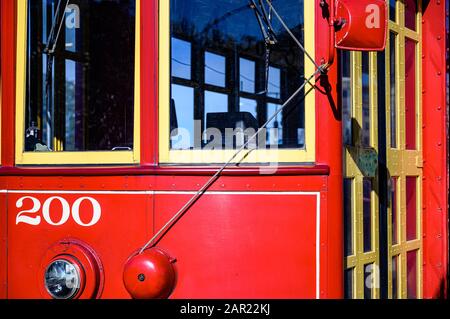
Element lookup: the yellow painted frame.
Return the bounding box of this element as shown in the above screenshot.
[344,51,381,299]
[386,0,423,299]
[344,0,423,300]
[15,0,141,165]
[158,0,316,164]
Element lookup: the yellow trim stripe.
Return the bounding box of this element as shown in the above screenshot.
[158,0,316,164]
[15,0,141,165]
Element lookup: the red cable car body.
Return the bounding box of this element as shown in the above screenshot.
[0,0,448,299]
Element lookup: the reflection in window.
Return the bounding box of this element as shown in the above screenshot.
[390,32,397,149]
[268,67,281,99]
[404,0,417,31]
[171,84,195,150]
[170,0,306,150]
[205,52,226,87]
[391,177,399,245]
[239,98,257,118]
[267,103,283,146]
[172,38,192,80]
[26,0,136,152]
[389,0,396,22]
[240,58,256,93]
[406,176,417,241]
[407,250,418,299]
[392,255,399,299]
[361,52,370,147]
[344,178,353,257]
[405,38,417,150]
[344,268,354,299]
[340,50,352,146]
[363,178,372,253]
[364,263,374,299]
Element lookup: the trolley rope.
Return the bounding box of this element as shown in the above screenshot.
[138,1,329,255]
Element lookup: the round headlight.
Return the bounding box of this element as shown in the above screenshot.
[44,259,81,299]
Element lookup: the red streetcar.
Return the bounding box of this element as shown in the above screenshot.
[0,0,448,299]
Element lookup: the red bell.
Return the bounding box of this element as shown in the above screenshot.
[123,248,176,299]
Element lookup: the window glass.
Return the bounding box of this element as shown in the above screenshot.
[364,263,374,299]
[405,38,417,150]
[389,32,397,149]
[391,177,399,245]
[404,0,417,31]
[26,0,136,152]
[240,58,256,94]
[340,50,352,146]
[170,0,306,150]
[344,268,354,299]
[344,178,353,257]
[361,52,370,147]
[389,0,396,22]
[205,52,226,87]
[406,176,417,241]
[363,178,372,253]
[172,38,192,80]
[392,255,399,299]
[407,250,418,299]
[171,84,195,150]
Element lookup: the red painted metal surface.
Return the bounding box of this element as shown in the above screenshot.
[334,0,387,51]
[1,0,15,167]
[6,192,152,299]
[422,0,448,299]
[0,0,343,299]
[140,0,158,165]
[0,0,446,300]
[0,192,6,298]
[316,2,342,299]
[155,192,321,298]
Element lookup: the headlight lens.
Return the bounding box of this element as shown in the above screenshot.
[44,259,81,299]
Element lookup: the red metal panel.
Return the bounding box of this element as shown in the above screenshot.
[422,0,448,299]
[0,165,330,177]
[6,191,152,299]
[155,192,321,298]
[0,0,16,166]
[0,192,6,298]
[140,0,158,165]
[315,1,343,299]
[1,175,327,193]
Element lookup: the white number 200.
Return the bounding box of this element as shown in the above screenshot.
[16,196,102,227]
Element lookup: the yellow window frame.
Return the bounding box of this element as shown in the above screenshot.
[15,0,141,165]
[344,51,381,299]
[386,0,423,299]
[158,0,316,164]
